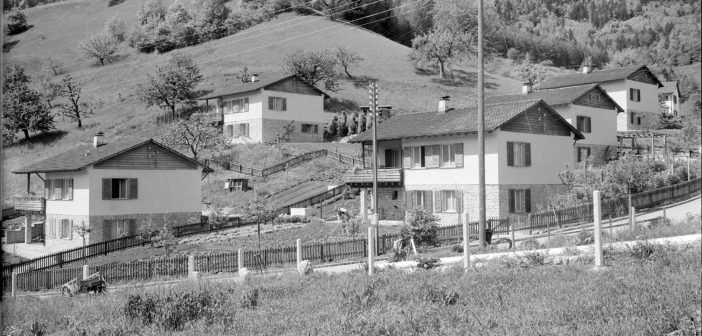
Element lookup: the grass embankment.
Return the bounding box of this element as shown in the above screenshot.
[3,240,700,335]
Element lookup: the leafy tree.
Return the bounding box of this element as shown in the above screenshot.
[79,34,117,66]
[506,47,521,62]
[326,115,338,139]
[282,49,339,92]
[335,46,363,79]
[153,225,177,255]
[159,112,225,160]
[192,0,231,41]
[137,219,160,248]
[244,195,276,250]
[58,74,93,128]
[336,112,348,137]
[104,16,128,42]
[518,63,546,86]
[74,223,92,263]
[137,53,203,117]
[2,65,55,142]
[401,209,439,248]
[36,77,62,109]
[358,112,367,133]
[162,0,199,49]
[7,10,29,35]
[137,0,166,31]
[409,29,472,79]
[346,112,357,135]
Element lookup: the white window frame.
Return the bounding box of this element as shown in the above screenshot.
[224,98,249,114]
[441,190,456,212]
[513,189,525,213]
[512,142,526,167]
[440,144,455,168]
[269,97,286,111]
[47,179,73,201]
[234,123,249,137]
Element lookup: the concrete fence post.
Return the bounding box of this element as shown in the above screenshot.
[237,248,243,272]
[462,220,470,273]
[367,227,375,276]
[511,219,516,249]
[296,239,302,271]
[83,265,90,280]
[11,272,17,299]
[593,190,603,268]
[188,255,195,275]
[629,207,636,230]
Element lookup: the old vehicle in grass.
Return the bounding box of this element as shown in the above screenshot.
[61,272,108,297]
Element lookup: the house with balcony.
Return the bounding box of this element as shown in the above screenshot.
[12,135,212,251]
[539,65,663,131]
[659,81,681,117]
[198,73,329,143]
[345,98,584,224]
[486,83,623,164]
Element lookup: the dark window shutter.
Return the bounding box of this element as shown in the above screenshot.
[129,219,137,236]
[509,190,515,213]
[577,148,582,162]
[45,179,51,199]
[314,124,318,134]
[385,149,392,167]
[129,179,138,199]
[403,147,411,169]
[576,117,583,131]
[455,190,463,213]
[282,98,287,111]
[69,220,73,240]
[586,117,592,133]
[454,143,463,167]
[525,189,532,212]
[102,179,111,200]
[268,97,274,110]
[67,179,74,200]
[507,142,514,166]
[524,143,531,167]
[433,190,441,213]
[629,88,633,100]
[420,146,426,167]
[424,190,433,212]
[103,220,112,241]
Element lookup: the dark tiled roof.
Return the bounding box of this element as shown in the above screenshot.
[198,73,327,99]
[486,84,623,112]
[351,99,584,142]
[13,139,213,174]
[539,65,663,89]
[659,81,679,94]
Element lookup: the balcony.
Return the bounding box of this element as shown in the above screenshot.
[344,168,403,187]
[12,196,46,213]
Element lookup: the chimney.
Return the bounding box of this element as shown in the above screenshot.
[582,65,591,74]
[438,96,450,114]
[93,132,104,148]
[522,82,533,94]
[250,73,259,82]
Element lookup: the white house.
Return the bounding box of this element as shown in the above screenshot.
[198,73,329,143]
[659,81,681,117]
[12,136,212,250]
[345,99,585,224]
[486,83,623,164]
[539,65,663,131]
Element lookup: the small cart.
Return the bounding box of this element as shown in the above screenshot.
[61,272,108,297]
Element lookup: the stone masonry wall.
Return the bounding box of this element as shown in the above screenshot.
[88,212,201,244]
[376,188,405,220]
[497,184,569,221]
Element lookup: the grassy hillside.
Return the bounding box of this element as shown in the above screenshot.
[2,0,522,200]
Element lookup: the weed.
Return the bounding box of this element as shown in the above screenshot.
[627,241,658,262]
[240,287,259,309]
[416,283,459,306]
[521,251,548,267]
[519,238,541,250]
[415,257,440,270]
[451,244,464,253]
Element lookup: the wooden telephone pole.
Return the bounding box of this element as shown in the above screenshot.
[477,0,487,246]
[369,82,379,254]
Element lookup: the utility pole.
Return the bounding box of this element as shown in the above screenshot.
[477,0,487,246]
[369,82,379,254]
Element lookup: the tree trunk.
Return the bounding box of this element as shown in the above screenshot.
[99,58,105,66]
[77,112,82,128]
[22,129,30,141]
[344,66,353,79]
[439,61,446,79]
[171,105,176,118]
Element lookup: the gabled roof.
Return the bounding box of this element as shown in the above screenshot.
[539,65,663,89]
[486,84,623,112]
[198,73,328,100]
[350,99,584,143]
[13,138,213,174]
[659,81,680,95]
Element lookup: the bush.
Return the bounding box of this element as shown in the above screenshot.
[401,209,439,248]
[127,25,155,53]
[273,214,311,224]
[415,257,440,270]
[105,16,127,42]
[665,174,681,186]
[7,10,29,35]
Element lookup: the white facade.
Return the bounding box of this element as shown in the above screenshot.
[601,79,659,130]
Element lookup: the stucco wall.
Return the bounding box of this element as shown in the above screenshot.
[45,170,90,216]
[221,92,264,123]
[261,89,326,123]
[602,79,659,131]
[558,104,618,147]
[497,131,574,185]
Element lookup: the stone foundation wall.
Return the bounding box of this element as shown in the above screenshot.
[88,212,201,244]
[262,119,323,143]
[497,184,569,221]
[44,214,91,251]
[375,188,405,220]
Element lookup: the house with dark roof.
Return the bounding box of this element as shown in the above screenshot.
[659,81,681,117]
[345,99,584,224]
[539,65,663,131]
[198,73,328,144]
[486,83,623,164]
[12,135,212,251]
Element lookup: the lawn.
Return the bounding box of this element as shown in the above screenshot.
[3,240,700,335]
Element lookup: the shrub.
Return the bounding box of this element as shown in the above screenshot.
[415,257,440,270]
[401,209,439,248]
[273,214,311,224]
[127,25,155,53]
[105,16,127,42]
[416,283,459,306]
[665,174,681,186]
[451,244,463,253]
[240,287,259,309]
[7,10,29,35]
[627,241,658,262]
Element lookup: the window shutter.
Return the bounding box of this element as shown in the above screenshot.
[226,125,234,137]
[509,190,515,213]
[103,220,112,241]
[244,124,250,137]
[424,191,433,212]
[268,97,274,110]
[420,146,426,167]
[525,189,531,212]
[507,142,514,166]
[54,179,63,200]
[431,145,440,168]
[47,219,53,239]
[576,117,583,131]
[384,149,392,167]
[314,124,318,134]
[44,179,51,199]
[524,143,531,167]
[129,179,138,199]
[454,143,463,168]
[102,179,111,200]
[403,147,411,168]
[243,98,249,112]
[67,179,74,200]
[69,220,73,240]
[586,117,592,133]
[455,190,463,213]
[129,219,137,236]
[433,190,441,213]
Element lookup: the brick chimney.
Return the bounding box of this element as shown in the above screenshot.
[250,73,259,82]
[438,96,450,114]
[582,64,591,74]
[93,132,104,148]
[522,82,533,94]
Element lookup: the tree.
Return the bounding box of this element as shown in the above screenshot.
[79,34,117,66]
[137,219,160,248]
[153,225,177,256]
[192,0,231,41]
[137,53,203,117]
[104,16,128,42]
[137,0,166,31]
[409,29,472,79]
[358,112,367,133]
[44,57,64,76]
[36,77,61,109]
[518,63,546,86]
[7,10,29,35]
[3,65,55,142]
[336,112,348,137]
[159,112,225,160]
[335,46,363,79]
[401,209,439,248]
[74,223,91,264]
[506,47,521,62]
[346,112,357,135]
[58,74,93,128]
[244,195,276,250]
[326,115,338,139]
[283,49,339,92]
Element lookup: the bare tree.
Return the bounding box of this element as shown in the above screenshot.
[74,222,92,264]
[159,112,226,160]
[80,34,117,66]
[45,57,65,76]
[59,74,93,128]
[335,46,363,79]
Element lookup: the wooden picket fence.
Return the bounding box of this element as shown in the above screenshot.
[205,149,330,178]
[275,184,349,215]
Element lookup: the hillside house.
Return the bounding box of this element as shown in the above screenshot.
[539,65,663,131]
[486,83,623,164]
[659,81,681,117]
[12,136,212,251]
[199,73,329,144]
[345,99,584,224]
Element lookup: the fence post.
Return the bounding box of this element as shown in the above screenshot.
[462,220,470,273]
[368,227,375,276]
[608,214,613,239]
[511,219,516,249]
[527,214,532,235]
[11,272,17,299]
[83,265,89,280]
[296,239,302,271]
[188,255,195,275]
[238,248,243,272]
[629,207,636,230]
[593,190,604,269]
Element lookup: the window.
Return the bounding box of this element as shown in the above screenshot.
[507,142,531,167]
[234,123,249,137]
[629,112,635,124]
[45,179,74,201]
[637,117,641,125]
[384,149,402,168]
[226,124,234,138]
[576,116,592,133]
[403,144,463,169]
[577,147,591,163]
[392,190,399,200]
[103,219,136,240]
[60,219,72,239]
[673,95,677,104]
[509,189,531,213]
[441,190,456,212]
[629,88,640,102]
[224,98,249,114]
[412,146,424,168]
[441,144,455,167]
[46,219,73,240]
[102,178,138,200]
[674,109,678,117]
[301,124,319,134]
[268,97,286,111]
[408,190,432,211]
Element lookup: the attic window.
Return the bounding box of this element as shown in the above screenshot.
[590,93,600,102]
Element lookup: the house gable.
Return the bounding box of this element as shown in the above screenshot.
[500,102,572,136]
[627,67,662,87]
[94,142,198,170]
[572,86,621,112]
[264,77,325,96]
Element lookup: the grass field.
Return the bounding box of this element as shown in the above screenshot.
[3,240,700,335]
